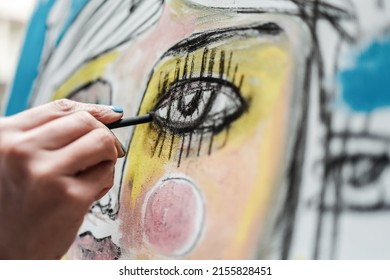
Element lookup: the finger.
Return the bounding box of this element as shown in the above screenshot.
[24,111,125,156]
[53,128,119,175]
[8,99,123,131]
[71,161,115,204]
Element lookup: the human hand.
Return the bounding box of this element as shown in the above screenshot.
[0,99,125,259]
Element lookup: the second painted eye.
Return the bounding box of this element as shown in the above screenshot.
[67,79,112,105]
[152,77,247,135]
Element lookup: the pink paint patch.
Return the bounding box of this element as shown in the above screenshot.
[143,178,203,256]
[74,232,121,260]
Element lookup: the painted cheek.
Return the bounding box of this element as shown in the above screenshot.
[143,178,203,256]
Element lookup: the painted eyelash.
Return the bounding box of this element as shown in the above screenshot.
[155,49,245,136]
[151,48,246,166]
[157,48,242,97]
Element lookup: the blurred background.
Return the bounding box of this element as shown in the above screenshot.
[0,0,36,110]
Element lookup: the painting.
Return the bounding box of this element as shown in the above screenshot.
[4,0,390,259]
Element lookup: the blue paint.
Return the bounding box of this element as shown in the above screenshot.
[5,0,87,116]
[339,35,390,113]
[5,0,55,116]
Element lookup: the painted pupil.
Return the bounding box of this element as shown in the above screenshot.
[153,77,246,135]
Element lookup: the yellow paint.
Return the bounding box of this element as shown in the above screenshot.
[125,35,289,203]
[52,52,119,100]
[122,29,292,259]
[126,124,178,206]
[229,88,289,256]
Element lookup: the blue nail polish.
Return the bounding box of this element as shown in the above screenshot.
[110,105,124,113]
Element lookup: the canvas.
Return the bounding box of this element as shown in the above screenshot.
[5,0,390,259]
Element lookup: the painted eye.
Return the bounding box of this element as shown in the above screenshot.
[67,79,112,105]
[323,154,390,211]
[152,77,247,134]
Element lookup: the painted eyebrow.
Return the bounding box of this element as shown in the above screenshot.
[164,22,283,56]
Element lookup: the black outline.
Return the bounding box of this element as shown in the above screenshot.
[145,23,285,166]
[33,0,390,260]
[67,78,112,105]
[77,231,121,260]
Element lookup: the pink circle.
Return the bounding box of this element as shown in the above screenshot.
[143,178,203,256]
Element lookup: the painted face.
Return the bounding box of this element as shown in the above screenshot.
[111,3,306,259]
[283,2,390,260]
[28,0,307,259]
[18,0,390,260]
[308,32,390,259]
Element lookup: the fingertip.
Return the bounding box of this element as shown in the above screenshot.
[118,141,126,158]
[85,104,123,124]
[112,137,126,158]
[109,105,124,114]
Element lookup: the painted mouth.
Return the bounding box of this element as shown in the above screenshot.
[75,231,121,260]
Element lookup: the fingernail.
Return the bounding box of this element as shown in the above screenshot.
[110,131,126,158]
[109,105,124,113]
[119,141,127,158]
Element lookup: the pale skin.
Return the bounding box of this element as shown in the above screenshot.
[0,99,125,259]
